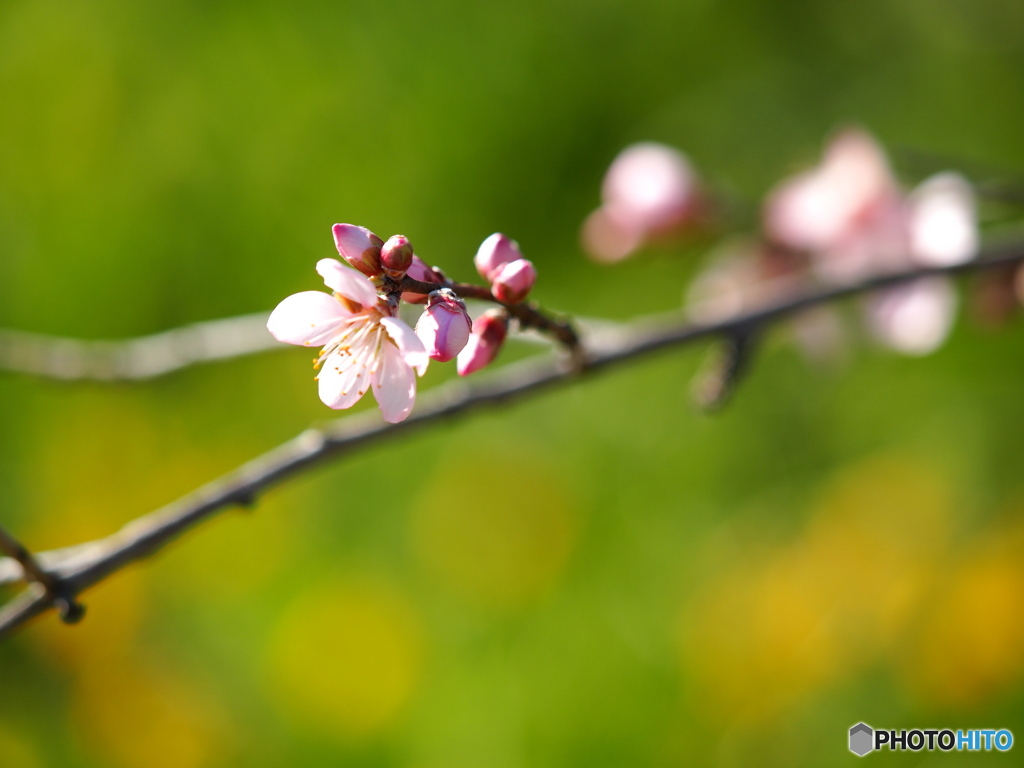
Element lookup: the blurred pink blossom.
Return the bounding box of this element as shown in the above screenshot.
[686,241,845,364]
[765,128,978,355]
[907,172,977,267]
[582,142,702,262]
[765,129,906,283]
[415,288,472,362]
[864,277,957,356]
[267,257,428,422]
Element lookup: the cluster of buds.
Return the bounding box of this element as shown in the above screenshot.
[474,233,537,304]
[269,224,542,422]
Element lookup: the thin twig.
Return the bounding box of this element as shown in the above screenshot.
[0,312,276,381]
[692,326,759,411]
[398,275,583,359]
[0,524,85,623]
[2,241,1024,638]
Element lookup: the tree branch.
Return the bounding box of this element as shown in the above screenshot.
[0,312,276,381]
[397,275,583,358]
[2,240,1023,639]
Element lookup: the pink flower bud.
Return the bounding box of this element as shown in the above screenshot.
[490,258,536,304]
[401,255,444,304]
[474,233,523,281]
[414,288,472,362]
[332,223,384,278]
[457,309,509,376]
[380,234,415,278]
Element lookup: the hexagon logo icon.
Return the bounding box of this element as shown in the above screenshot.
[849,723,874,756]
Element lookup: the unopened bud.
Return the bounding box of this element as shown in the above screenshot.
[401,255,444,304]
[332,223,383,278]
[474,233,523,281]
[381,234,415,278]
[491,258,536,304]
[457,309,509,376]
[415,288,472,362]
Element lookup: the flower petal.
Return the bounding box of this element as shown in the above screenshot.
[908,172,977,267]
[380,316,428,376]
[316,258,380,308]
[267,291,349,347]
[372,340,417,423]
[317,347,374,410]
[865,277,956,356]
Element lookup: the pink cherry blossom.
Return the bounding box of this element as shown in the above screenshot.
[764,128,906,283]
[332,223,384,278]
[491,258,537,304]
[865,277,957,356]
[474,233,523,281]
[267,257,428,423]
[765,129,979,356]
[456,309,508,376]
[582,142,701,262]
[907,172,977,267]
[415,288,472,362]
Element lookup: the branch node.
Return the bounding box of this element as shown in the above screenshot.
[0,523,85,625]
[233,491,257,510]
[692,324,760,411]
[55,595,86,624]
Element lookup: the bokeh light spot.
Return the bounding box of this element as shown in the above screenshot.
[267,579,424,739]
[411,451,579,609]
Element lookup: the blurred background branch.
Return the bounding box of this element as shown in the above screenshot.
[3,238,1024,639]
[0,312,275,380]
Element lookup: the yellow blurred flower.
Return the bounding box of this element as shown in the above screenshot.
[70,658,230,768]
[902,521,1024,706]
[410,450,579,609]
[682,453,953,723]
[266,577,424,739]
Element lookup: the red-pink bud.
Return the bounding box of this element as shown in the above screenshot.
[490,258,536,304]
[381,234,415,278]
[474,233,523,281]
[456,309,509,376]
[332,223,384,278]
[401,255,444,304]
[414,288,472,362]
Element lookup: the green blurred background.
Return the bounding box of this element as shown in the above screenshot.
[3,0,1024,765]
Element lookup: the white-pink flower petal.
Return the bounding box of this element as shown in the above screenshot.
[267,291,350,347]
[372,340,417,423]
[908,173,977,267]
[380,316,429,375]
[866,277,956,356]
[601,142,696,235]
[317,345,375,410]
[316,258,380,308]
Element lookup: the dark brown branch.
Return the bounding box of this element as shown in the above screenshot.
[0,524,84,623]
[398,275,583,360]
[692,326,759,411]
[2,239,1024,638]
